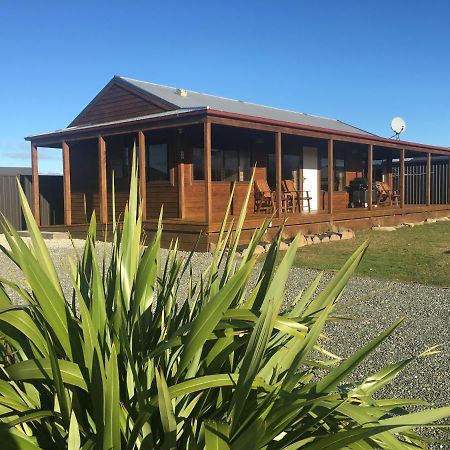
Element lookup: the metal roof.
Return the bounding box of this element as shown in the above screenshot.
[119,76,374,136]
[0,167,32,176]
[26,108,205,140]
[24,76,449,153]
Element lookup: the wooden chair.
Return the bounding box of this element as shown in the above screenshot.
[376,181,400,207]
[254,179,275,213]
[282,179,312,213]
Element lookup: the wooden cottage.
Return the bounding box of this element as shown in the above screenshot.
[26,76,450,250]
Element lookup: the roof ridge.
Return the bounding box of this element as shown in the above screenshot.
[118,76,182,93]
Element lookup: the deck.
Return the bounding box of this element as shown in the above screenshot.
[39,203,450,251]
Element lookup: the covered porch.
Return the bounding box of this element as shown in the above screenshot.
[28,112,450,249]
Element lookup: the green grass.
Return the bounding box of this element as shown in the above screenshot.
[293,221,450,286]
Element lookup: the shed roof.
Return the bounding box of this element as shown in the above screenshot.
[118,76,374,136]
[0,167,32,176]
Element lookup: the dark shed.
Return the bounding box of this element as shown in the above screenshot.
[0,167,63,230]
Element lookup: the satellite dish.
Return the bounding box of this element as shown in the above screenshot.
[391,117,406,138]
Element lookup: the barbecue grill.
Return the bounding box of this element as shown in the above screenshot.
[348,177,376,208]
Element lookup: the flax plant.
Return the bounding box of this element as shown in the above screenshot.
[0,152,448,449]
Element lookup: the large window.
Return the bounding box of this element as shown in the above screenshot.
[334,159,346,191]
[267,153,276,188]
[109,147,131,181]
[320,158,346,191]
[283,153,301,189]
[148,144,169,181]
[192,148,204,180]
[213,149,251,182]
[320,158,328,191]
[238,151,251,182]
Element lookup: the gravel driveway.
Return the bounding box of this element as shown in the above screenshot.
[1,235,449,445]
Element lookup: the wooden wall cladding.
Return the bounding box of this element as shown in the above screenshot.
[70,193,86,224]
[184,181,256,219]
[101,183,180,221]
[107,192,128,221]
[182,148,267,220]
[147,183,179,218]
[320,191,349,211]
[184,182,205,219]
[70,192,100,224]
[71,185,180,223]
[72,84,167,127]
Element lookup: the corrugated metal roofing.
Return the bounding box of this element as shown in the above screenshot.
[119,76,374,136]
[26,108,205,139]
[0,167,32,176]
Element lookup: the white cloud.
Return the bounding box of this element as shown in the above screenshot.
[0,141,61,162]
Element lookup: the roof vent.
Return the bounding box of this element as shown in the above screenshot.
[176,88,188,97]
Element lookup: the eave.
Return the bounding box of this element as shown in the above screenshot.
[206,109,450,155]
[25,108,208,146]
[26,107,450,155]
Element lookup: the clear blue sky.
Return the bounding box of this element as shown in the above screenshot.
[1,0,449,174]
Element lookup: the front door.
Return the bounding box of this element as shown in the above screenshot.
[302,146,318,211]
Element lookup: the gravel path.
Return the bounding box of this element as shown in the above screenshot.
[1,235,449,445]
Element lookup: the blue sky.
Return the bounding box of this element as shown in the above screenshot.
[1,0,449,174]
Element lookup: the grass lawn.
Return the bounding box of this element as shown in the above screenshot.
[292,221,450,286]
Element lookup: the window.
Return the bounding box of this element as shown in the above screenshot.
[192,148,204,180]
[108,147,130,181]
[373,160,383,182]
[320,158,328,191]
[283,153,301,189]
[267,153,276,189]
[123,147,131,172]
[223,150,239,180]
[211,148,222,181]
[320,158,346,191]
[238,151,251,182]
[334,159,345,191]
[209,148,251,182]
[148,144,169,181]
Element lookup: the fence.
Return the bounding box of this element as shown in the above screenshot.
[393,158,448,205]
[0,168,63,230]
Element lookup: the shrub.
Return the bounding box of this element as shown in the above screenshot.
[0,157,448,449]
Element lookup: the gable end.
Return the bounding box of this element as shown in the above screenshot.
[69,80,176,127]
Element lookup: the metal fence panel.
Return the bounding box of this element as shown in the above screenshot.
[0,172,63,230]
[393,160,448,205]
[0,175,23,229]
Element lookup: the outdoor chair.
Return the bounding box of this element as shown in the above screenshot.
[282,179,312,213]
[254,179,294,213]
[376,181,400,207]
[254,179,275,213]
